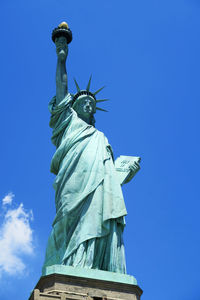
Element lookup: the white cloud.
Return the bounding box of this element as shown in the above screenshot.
[2,192,14,206]
[0,194,34,276]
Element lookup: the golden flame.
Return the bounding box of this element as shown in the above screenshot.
[58,22,69,29]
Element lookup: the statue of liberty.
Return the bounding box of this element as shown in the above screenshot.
[42,22,140,275]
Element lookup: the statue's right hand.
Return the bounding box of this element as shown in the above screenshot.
[55,36,68,61]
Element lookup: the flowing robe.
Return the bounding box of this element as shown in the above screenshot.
[43,94,127,273]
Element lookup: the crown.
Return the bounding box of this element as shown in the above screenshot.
[72,76,109,112]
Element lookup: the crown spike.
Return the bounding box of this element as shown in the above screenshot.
[96,99,109,103]
[96,107,108,112]
[86,75,92,91]
[74,78,81,92]
[93,86,105,96]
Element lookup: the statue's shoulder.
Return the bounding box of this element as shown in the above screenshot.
[49,93,73,113]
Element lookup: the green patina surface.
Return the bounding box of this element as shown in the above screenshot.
[43,94,127,273]
[42,24,141,277]
[43,265,137,285]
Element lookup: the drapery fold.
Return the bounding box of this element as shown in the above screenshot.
[43,94,127,273]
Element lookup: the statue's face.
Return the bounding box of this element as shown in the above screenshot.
[73,95,96,117]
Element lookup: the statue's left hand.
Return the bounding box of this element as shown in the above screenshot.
[123,161,140,184]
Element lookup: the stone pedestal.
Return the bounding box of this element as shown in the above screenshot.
[29,266,142,300]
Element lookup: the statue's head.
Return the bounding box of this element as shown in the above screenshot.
[72,94,96,116]
[72,77,108,126]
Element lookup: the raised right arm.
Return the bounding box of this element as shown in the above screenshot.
[55,36,69,105]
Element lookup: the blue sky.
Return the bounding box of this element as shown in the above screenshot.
[0,0,200,299]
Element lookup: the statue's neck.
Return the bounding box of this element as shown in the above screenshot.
[78,114,93,125]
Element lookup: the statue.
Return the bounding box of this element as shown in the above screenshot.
[42,22,141,275]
